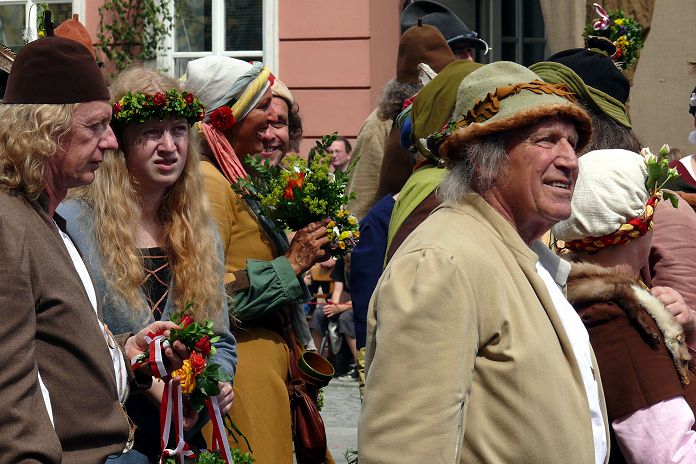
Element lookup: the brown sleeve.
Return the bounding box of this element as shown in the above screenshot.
[578,301,686,421]
[0,223,62,462]
[225,270,250,294]
[377,125,415,199]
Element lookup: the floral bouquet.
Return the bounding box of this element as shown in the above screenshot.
[131,307,252,463]
[584,3,645,70]
[233,133,360,257]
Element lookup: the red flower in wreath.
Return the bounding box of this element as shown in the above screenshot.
[185,93,195,104]
[209,106,236,131]
[153,92,166,106]
[113,102,122,115]
[194,336,212,356]
[189,351,207,375]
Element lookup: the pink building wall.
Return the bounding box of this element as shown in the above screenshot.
[279,0,401,154]
[82,0,401,154]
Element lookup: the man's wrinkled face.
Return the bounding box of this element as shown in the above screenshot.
[490,117,580,242]
[259,96,290,166]
[49,101,117,191]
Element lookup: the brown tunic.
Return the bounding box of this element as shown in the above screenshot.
[567,262,696,464]
[0,189,132,463]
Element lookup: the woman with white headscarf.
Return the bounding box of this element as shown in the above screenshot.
[185,57,329,462]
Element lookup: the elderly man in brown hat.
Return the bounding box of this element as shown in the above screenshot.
[0,36,186,463]
[359,61,610,463]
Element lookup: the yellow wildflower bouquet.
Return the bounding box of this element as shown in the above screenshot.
[233,133,360,257]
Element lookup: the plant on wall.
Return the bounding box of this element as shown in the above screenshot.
[97,0,173,72]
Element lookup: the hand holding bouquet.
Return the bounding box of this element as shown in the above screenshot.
[233,133,360,257]
[131,307,251,463]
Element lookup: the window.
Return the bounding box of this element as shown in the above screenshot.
[0,0,82,52]
[477,0,546,65]
[160,0,276,78]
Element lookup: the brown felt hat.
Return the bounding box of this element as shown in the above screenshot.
[4,36,108,104]
[396,24,455,83]
[55,14,96,58]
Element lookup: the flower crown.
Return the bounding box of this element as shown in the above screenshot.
[112,89,205,127]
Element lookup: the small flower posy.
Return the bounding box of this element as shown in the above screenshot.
[111,89,205,127]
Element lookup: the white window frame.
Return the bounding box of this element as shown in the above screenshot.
[159,0,277,77]
[0,0,83,42]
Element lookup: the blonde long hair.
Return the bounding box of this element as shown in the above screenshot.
[71,66,224,323]
[0,103,76,199]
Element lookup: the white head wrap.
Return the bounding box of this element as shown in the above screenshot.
[183,56,271,120]
[552,149,648,241]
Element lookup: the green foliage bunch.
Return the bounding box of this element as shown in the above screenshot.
[233,133,360,257]
[97,0,173,72]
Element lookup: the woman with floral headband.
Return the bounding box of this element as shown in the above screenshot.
[553,149,696,463]
[57,67,237,463]
[184,57,330,462]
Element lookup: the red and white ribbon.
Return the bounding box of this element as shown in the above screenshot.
[592,3,610,31]
[160,381,195,463]
[205,396,234,463]
[131,331,170,379]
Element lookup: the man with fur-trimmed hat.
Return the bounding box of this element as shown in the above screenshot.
[359,61,609,463]
[0,36,187,463]
[531,43,696,324]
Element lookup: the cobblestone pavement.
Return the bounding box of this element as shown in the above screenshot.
[321,378,360,463]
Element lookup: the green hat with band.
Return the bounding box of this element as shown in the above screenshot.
[439,61,592,163]
[530,60,631,128]
[411,60,483,160]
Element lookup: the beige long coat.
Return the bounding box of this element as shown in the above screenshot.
[360,194,609,463]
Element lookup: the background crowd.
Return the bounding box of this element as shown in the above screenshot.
[2,1,696,464]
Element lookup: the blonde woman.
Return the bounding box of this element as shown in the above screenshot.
[58,67,236,463]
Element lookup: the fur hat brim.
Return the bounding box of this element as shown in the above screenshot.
[440,102,592,164]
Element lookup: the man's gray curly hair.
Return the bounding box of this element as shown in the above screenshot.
[376,79,423,122]
[438,135,508,204]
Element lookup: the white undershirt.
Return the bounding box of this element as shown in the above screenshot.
[57,225,129,404]
[536,261,607,464]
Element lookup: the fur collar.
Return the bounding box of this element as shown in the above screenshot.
[567,261,692,384]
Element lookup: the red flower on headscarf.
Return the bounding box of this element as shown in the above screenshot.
[209,106,236,131]
[153,92,166,106]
